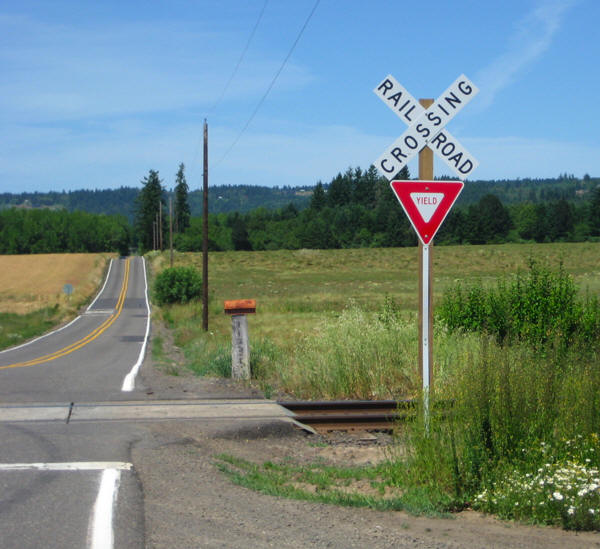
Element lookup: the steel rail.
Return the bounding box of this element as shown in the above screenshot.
[277,399,415,433]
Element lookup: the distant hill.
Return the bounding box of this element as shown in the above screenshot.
[1,174,597,219]
[0,185,311,220]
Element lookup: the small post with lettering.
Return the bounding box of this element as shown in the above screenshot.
[224,299,256,380]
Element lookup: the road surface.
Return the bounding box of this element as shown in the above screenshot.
[0,257,149,549]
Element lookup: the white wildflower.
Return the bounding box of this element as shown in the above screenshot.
[553,492,564,501]
[568,506,575,515]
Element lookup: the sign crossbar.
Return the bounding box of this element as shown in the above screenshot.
[374,74,479,179]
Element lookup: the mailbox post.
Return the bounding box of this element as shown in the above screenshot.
[224,299,256,380]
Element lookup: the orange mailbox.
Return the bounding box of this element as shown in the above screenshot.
[224,299,256,316]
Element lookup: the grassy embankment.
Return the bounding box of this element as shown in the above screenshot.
[148,242,600,399]
[149,242,600,529]
[0,254,112,350]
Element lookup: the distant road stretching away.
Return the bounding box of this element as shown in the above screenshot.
[0,256,150,403]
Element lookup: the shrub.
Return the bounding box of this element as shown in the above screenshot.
[438,260,599,349]
[153,266,203,305]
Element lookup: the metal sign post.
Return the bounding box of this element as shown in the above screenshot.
[418,103,434,421]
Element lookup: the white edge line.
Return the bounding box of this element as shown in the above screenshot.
[0,315,81,354]
[0,258,114,355]
[87,258,114,311]
[90,468,120,549]
[121,257,151,392]
[0,461,132,471]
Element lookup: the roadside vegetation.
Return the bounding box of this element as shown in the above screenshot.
[148,242,600,530]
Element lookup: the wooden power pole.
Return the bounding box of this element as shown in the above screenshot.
[202,119,209,332]
[159,203,163,251]
[169,196,174,268]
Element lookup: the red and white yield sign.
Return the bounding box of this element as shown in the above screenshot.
[374,74,479,179]
[390,180,464,245]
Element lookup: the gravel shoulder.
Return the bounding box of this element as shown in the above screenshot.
[132,353,600,549]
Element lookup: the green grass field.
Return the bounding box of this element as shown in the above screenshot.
[149,242,600,351]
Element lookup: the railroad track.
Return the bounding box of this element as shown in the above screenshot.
[278,399,415,433]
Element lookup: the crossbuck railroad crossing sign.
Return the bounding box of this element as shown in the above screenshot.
[374,74,479,179]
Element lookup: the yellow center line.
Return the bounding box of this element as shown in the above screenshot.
[0,259,131,370]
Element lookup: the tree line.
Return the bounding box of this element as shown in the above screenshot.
[0,208,131,254]
[2,164,599,255]
[170,166,600,252]
[3,173,598,220]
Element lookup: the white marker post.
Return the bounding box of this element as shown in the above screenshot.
[224,299,257,380]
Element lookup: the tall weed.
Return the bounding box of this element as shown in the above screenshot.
[271,303,419,400]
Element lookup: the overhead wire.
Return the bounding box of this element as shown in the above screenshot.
[207,0,269,116]
[214,0,321,167]
[188,1,269,184]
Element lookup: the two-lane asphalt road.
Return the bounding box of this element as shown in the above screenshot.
[0,256,289,549]
[0,256,150,549]
[0,256,150,403]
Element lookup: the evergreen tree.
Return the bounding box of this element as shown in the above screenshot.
[310,181,326,211]
[174,163,191,233]
[470,194,511,243]
[134,169,165,252]
[353,167,376,207]
[589,187,600,236]
[327,173,346,207]
[397,165,410,180]
[547,199,573,241]
[231,213,252,251]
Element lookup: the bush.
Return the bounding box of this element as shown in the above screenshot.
[438,260,599,349]
[153,266,203,305]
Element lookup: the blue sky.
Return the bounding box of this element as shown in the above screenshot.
[1,0,598,192]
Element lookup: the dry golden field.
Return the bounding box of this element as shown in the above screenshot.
[0,253,112,314]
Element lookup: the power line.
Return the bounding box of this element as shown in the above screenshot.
[188,2,269,186]
[208,0,269,115]
[215,0,321,167]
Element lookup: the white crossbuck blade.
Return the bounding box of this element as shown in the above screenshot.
[373,74,479,180]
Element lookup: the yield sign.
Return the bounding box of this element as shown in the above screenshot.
[390,181,463,245]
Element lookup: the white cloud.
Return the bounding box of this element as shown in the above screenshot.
[474,0,577,111]
[0,14,313,123]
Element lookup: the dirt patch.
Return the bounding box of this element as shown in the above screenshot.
[0,253,111,313]
[134,333,600,548]
[134,415,600,549]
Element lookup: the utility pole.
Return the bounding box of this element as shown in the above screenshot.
[169,196,174,268]
[202,119,209,332]
[159,203,163,251]
[153,219,157,250]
